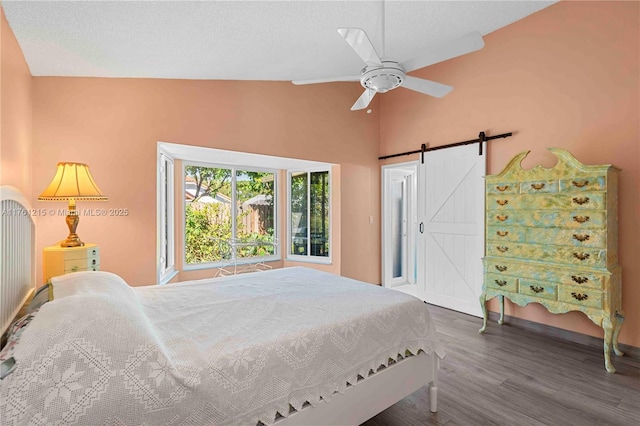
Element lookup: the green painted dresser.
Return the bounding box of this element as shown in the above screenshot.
[479,148,624,373]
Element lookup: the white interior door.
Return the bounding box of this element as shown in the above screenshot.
[416,144,485,317]
[382,164,417,287]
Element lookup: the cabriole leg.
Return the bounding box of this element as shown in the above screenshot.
[479,292,488,333]
[613,311,625,356]
[498,295,505,325]
[602,316,616,373]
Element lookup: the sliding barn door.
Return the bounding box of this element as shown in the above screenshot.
[416,143,485,317]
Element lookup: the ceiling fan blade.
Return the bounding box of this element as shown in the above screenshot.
[292,75,360,85]
[351,88,376,111]
[402,76,453,98]
[401,31,484,72]
[338,28,383,67]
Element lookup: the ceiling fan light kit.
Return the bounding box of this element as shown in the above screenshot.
[361,62,405,93]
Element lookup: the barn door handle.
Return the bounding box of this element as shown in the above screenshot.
[419,222,424,233]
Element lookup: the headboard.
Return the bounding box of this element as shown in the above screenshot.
[1,186,36,335]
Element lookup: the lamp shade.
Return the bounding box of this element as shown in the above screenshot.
[38,162,107,201]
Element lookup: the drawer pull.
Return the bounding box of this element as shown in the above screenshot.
[571,275,589,284]
[573,197,590,205]
[496,246,509,253]
[92,259,97,265]
[495,279,507,287]
[571,292,589,301]
[496,185,510,192]
[531,183,545,190]
[495,265,508,272]
[496,230,509,237]
[496,215,509,222]
[572,180,589,188]
[530,286,544,294]
[496,199,509,206]
[573,215,590,224]
[573,234,590,242]
[92,249,97,255]
[573,252,590,261]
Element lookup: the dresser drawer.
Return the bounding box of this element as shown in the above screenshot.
[519,180,558,194]
[487,210,606,229]
[485,273,518,292]
[558,286,603,309]
[559,176,606,193]
[61,246,100,260]
[65,257,99,271]
[484,258,606,290]
[487,226,527,243]
[487,192,605,211]
[488,226,607,247]
[518,279,558,300]
[528,228,606,248]
[487,182,518,195]
[486,242,607,268]
[65,264,100,274]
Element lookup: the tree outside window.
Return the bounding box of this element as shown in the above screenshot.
[185,165,276,265]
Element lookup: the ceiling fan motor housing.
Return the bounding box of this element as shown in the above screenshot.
[361,61,406,93]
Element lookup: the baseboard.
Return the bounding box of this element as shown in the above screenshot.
[487,312,640,360]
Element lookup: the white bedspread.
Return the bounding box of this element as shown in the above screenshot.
[1,267,443,425]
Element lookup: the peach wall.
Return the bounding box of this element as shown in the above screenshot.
[1,8,32,199]
[379,1,639,347]
[32,78,380,286]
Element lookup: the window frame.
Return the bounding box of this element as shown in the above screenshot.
[182,160,280,271]
[157,150,176,284]
[286,168,332,264]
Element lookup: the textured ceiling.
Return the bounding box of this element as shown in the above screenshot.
[3,1,555,81]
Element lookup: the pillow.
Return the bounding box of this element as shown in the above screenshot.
[26,283,53,314]
[0,311,38,379]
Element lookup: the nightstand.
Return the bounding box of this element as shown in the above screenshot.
[43,243,100,283]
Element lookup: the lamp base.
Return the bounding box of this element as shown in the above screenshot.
[61,203,84,247]
[61,234,85,247]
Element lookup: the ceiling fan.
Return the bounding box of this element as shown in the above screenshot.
[292,7,485,111]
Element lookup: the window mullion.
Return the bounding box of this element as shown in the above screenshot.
[307,172,311,256]
[231,168,237,240]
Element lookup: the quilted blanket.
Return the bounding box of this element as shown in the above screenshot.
[1,267,443,425]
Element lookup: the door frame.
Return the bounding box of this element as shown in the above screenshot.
[381,161,418,288]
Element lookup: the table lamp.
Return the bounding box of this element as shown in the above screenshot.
[38,162,107,247]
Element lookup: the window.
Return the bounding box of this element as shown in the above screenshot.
[157,143,334,278]
[157,151,175,284]
[184,163,277,268]
[288,170,330,261]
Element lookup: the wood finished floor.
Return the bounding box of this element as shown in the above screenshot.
[363,305,640,426]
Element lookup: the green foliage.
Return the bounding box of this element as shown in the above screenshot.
[184,166,276,264]
[185,203,231,264]
[236,231,276,258]
[185,166,231,200]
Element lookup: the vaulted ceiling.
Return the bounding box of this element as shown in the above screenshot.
[3,1,555,81]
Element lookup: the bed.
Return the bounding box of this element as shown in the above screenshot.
[0,186,443,426]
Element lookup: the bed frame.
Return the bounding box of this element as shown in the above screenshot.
[0,185,438,425]
[0,186,36,336]
[277,352,438,425]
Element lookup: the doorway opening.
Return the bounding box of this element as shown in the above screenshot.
[381,162,417,294]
